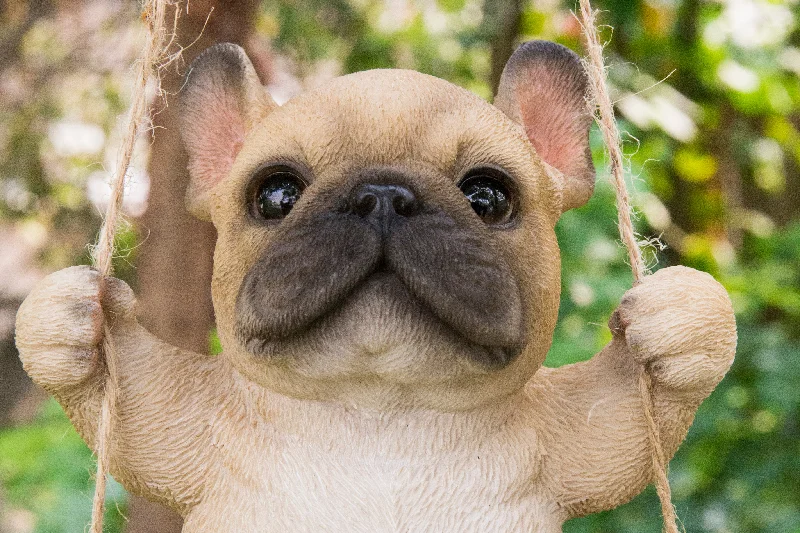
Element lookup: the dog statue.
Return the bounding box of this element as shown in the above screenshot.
[15,41,736,532]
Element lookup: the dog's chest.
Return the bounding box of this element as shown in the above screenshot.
[186,404,564,532]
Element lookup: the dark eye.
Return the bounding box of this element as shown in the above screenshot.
[458,170,516,225]
[252,169,306,220]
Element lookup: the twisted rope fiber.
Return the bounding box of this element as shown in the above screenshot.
[89,0,170,530]
[578,1,681,532]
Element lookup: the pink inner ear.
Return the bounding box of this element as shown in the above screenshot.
[184,95,246,202]
[495,41,594,211]
[516,72,588,182]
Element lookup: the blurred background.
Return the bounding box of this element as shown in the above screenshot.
[0,0,798,532]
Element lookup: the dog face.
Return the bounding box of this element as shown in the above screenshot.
[179,42,593,410]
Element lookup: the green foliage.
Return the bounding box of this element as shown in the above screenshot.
[262,0,492,96]
[0,400,127,532]
[209,328,223,356]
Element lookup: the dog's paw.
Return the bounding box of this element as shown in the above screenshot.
[15,265,136,389]
[609,266,736,391]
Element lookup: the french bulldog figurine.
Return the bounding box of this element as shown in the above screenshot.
[15,41,736,532]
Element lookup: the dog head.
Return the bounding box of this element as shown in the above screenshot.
[179,41,593,410]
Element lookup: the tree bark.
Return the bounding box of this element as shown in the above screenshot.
[128,2,271,531]
[484,0,523,95]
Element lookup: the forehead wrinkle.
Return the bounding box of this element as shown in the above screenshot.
[451,106,540,185]
[257,69,544,193]
[233,125,310,192]
[285,70,487,172]
[276,100,349,173]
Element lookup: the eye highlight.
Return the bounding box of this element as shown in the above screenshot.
[250,167,307,220]
[458,168,517,225]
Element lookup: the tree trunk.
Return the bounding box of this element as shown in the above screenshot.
[128,2,271,531]
[484,0,523,95]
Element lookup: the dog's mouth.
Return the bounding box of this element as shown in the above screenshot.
[234,209,525,368]
[372,256,391,275]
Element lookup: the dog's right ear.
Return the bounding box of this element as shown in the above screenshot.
[180,43,277,220]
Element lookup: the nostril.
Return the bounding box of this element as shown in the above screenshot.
[353,191,379,217]
[392,189,420,217]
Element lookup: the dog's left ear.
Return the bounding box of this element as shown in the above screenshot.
[494,41,595,211]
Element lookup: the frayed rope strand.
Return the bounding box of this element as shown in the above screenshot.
[89,1,171,531]
[578,0,646,284]
[577,1,681,532]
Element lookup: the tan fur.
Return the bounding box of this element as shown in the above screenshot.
[15,43,736,532]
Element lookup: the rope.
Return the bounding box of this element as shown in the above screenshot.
[578,1,680,532]
[89,1,169,530]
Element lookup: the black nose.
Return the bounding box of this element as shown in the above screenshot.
[350,184,420,220]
